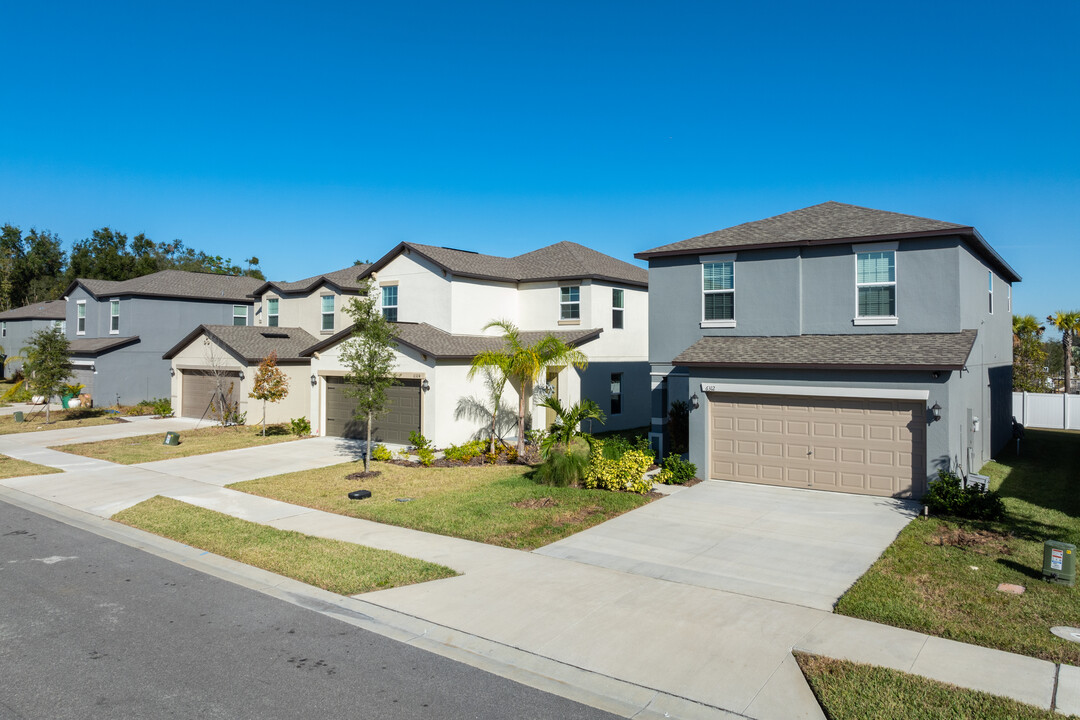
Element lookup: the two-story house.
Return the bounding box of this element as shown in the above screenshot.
[63,270,263,406]
[0,300,66,377]
[304,241,649,446]
[163,266,366,422]
[636,202,1020,499]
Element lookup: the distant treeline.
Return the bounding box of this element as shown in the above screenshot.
[0,225,264,311]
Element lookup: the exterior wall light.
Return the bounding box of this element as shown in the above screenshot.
[169,367,175,377]
[931,402,942,421]
[690,393,700,410]
[310,374,318,386]
[238,371,245,381]
[421,379,430,392]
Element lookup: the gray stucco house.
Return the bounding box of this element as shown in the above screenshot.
[62,270,263,405]
[636,202,1020,499]
[0,300,66,377]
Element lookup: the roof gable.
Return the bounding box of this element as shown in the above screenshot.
[162,324,319,363]
[0,299,66,321]
[64,270,262,303]
[249,264,370,298]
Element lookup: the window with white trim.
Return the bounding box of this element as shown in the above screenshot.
[381,285,398,322]
[266,298,279,327]
[610,373,623,415]
[54,320,65,334]
[76,301,86,334]
[702,260,734,324]
[612,288,624,329]
[856,250,896,319]
[110,299,120,333]
[560,286,580,320]
[233,305,247,326]
[988,271,994,314]
[321,295,334,331]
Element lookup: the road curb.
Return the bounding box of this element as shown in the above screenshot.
[0,486,745,720]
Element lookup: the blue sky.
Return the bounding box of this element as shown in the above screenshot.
[1,1,1076,322]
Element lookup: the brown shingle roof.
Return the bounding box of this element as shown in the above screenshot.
[302,322,602,360]
[66,270,262,303]
[635,202,1021,283]
[0,300,66,321]
[673,330,978,370]
[365,241,648,287]
[162,325,319,363]
[69,336,141,356]
[249,264,369,297]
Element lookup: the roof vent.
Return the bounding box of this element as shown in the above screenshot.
[261,332,290,339]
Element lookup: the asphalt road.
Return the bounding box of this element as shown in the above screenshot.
[0,500,620,720]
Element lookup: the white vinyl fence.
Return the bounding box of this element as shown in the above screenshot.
[1013,392,1080,430]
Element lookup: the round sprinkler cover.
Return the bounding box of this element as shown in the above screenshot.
[1050,627,1080,643]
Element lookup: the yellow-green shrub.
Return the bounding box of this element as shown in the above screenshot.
[584,440,654,494]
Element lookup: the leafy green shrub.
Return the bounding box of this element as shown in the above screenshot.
[444,439,487,462]
[599,434,653,461]
[525,428,548,448]
[371,445,392,462]
[263,423,290,436]
[397,447,411,460]
[659,455,697,485]
[408,431,432,451]
[150,397,173,417]
[60,382,85,397]
[417,447,436,467]
[924,470,1006,521]
[584,440,654,494]
[288,416,311,436]
[535,446,590,487]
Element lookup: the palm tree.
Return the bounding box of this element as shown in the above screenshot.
[1046,311,1080,394]
[538,397,605,456]
[470,319,589,456]
[1012,315,1048,392]
[454,366,517,453]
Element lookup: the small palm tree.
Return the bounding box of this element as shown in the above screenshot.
[454,367,517,452]
[470,320,589,456]
[538,397,605,456]
[1046,311,1080,393]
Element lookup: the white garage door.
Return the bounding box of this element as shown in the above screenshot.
[708,393,926,498]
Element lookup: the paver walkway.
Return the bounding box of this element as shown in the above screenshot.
[1,423,1076,719]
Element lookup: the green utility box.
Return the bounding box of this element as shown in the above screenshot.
[13,411,24,423]
[1043,540,1076,586]
[163,431,180,446]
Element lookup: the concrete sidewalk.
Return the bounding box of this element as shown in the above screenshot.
[0,425,1076,718]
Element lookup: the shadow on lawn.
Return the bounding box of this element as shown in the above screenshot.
[993,429,1080,524]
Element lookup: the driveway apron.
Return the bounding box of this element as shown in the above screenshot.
[535,480,920,611]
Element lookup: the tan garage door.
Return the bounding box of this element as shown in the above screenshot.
[708,393,925,498]
[324,376,421,444]
[181,370,240,419]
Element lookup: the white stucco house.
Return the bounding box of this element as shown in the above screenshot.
[303,241,649,447]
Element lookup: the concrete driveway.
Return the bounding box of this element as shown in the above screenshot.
[535,480,920,611]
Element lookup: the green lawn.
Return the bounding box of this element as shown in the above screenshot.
[0,454,62,479]
[54,425,298,464]
[796,654,1071,720]
[229,461,654,550]
[113,496,457,594]
[0,407,123,434]
[836,429,1080,664]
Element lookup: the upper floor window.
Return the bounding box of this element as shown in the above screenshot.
[76,301,86,334]
[266,298,279,327]
[854,245,897,324]
[560,286,580,320]
[54,320,65,334]
[321,295,334,331]
[702,258,734,327]
[382,285,398,322]
[110,299,120,333]
[233,305,247,326]
[988,271,994,314]
[612,289,624,329]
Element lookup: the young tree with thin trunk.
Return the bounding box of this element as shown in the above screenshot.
[23,326,73,423]
[340,280,398,472]
[1047,311,1080,394]
[470,319,589,457]
[249,351,289,435]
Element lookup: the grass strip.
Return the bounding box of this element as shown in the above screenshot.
[836,429,1080,665]
[230,461,653,550]
[113,496,457,594]
[0,454,62,479]
[0,408,122,435]
[795,653,1070,720]
[55,425,297,464]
